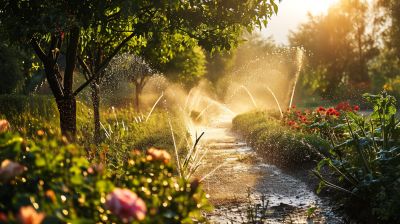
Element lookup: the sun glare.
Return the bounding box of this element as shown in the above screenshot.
[261,0,340,43]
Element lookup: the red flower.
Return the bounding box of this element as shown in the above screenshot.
[326,108,340,117]
[316,106,326,113]
[336,101,351,111]
[353,105,360,111]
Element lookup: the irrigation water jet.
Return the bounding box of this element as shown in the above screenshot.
[266,86,284,118]
[146,92,164,122]
[195,103,213,121]
[168,119,182,178]
[240,85,258,109]
[288,49,304,109]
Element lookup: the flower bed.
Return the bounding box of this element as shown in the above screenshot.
[0,123,210,223]
[232,111,329,168]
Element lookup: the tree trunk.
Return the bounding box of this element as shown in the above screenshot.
[56,96,77,140]
[134,83,142,112]
[91,82,101,144]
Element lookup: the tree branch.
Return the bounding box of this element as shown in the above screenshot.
[30,38,48,63]
[77,56,92,81]
[73,32,136,96]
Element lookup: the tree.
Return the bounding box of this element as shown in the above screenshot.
[289,0,377,97]
[0,44,24,94]
[163,45,206,89]
[107,53,154,113]
[377,0,400,56]
[1,0,279,140]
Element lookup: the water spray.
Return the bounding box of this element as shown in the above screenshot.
[266,86,283,118]
[168,119,182,178]
[145,92,164,122]
[240,85,258,109]
[288,49,304,109]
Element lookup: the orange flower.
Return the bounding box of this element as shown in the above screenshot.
[45,190,56,203]
[146,148,171,164]
[17,206,45,224]
[37,130,45,136]
[0,159,25,182]
[0,120,10,133]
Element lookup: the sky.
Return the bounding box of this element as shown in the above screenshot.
[261,0,339,45]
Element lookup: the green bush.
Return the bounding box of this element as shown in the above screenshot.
[232,111,329,168]
[0,129,210,223]
[313,92,400,222]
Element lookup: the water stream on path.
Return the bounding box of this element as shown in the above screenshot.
[193,113,344,224]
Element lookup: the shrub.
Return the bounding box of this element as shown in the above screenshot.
[0,128,210,223]
[232,111,329,168]
[313,92,400,222]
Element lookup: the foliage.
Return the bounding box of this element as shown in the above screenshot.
[79,108,188,168]
[313,92,400,222]
[282,102,359,137]
[289,0,378,98]
[0,95,186,161]
[0,0,279,137]
[0,44,24,94]
[164,46,206,89]
[232,111,329,168]
[0,128,211,223]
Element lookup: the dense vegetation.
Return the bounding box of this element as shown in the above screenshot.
[233,92,400,223]
[0,127,210,223]
[232,111,329,168]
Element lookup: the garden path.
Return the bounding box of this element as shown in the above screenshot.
[195,113,344,224]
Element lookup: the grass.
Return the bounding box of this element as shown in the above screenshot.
[0,95,188,164]
[232,110,330,168]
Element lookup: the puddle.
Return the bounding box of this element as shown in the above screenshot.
[194,114,344,223]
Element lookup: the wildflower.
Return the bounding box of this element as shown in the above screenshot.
[45,190,56,203]
[0,120,10,133]
[17,206,45,224]
[146,147,171,164]
[335,101,351,111]
[287,120,296,126]
[131,149,141,156]
[37,130,45,136]
[326,108,340,117]
[106,188,147,222]
[299,115,308,123]
[0,159,25,182]
[316,106,326,113]
[353,105,360,111]
[87,163,104,175]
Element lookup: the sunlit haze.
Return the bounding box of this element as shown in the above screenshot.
[261,0,339,44]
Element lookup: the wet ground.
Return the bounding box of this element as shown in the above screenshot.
[194,114,344,224]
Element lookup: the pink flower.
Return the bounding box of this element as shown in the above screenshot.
[146,147,171,164]
[0,159,25,182]
[0,120,10,133]
[106,188,147,222]
[17,206,45,224]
